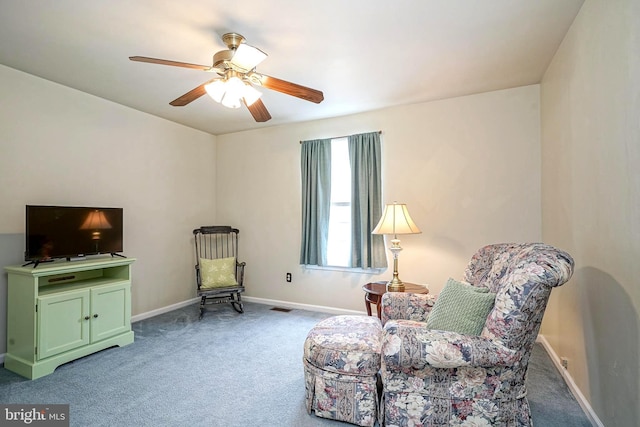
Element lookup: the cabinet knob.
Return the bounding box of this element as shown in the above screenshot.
[84,316,90,320]
[93,314,99,318]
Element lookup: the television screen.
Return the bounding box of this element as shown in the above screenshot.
[26,205,123,262]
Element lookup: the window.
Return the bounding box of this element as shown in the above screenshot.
[326,138,351,266]
[300,131,387,270]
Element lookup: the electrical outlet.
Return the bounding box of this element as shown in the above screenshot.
[561,357,569,369]
[286,273,292,282]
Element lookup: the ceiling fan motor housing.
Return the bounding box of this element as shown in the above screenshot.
[213,50,233,69]
[213,33,247,70]
[222,32,245,50]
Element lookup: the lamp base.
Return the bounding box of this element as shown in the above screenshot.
[386,279,405,293]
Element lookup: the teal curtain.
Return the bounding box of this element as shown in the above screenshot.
[348,132,387,269]
[300,139,332,266]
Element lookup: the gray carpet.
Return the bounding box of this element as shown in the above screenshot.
[0,302,591,426]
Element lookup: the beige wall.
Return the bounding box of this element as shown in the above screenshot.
[0,65,541,357]
[540,0,640,424]
[216,85,542,312]
[0,65,218,351]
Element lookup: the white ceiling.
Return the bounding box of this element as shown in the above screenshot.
[0,0,584,136]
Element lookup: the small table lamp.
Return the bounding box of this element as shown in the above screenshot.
[80,210,112,252]
[372,202,421,292]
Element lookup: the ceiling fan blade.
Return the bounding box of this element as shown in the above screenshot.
[245,99,272,122]
[170,82,211,106]
[259,75,324,104]
[129,56,211,71]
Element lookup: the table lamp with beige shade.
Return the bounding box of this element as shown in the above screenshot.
[80,209,112,253]
[372,202,421,292]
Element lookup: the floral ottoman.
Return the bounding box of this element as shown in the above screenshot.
[303,315,382,426]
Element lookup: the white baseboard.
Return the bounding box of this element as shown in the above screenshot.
[536,334,603,427]
[131,295,364,324]
[131,297,200,323]
[242,295,367,316]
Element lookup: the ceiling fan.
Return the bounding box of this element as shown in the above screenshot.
[129,32,324,123]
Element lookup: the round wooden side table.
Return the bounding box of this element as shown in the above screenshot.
[362,281,429,319]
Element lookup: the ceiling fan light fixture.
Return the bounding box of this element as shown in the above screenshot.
[231,43,267,71]
[221,76,246,108]
[221,96,242,109]
[204,80,225,103]
[242,84,262,106]
[205,77,252,109]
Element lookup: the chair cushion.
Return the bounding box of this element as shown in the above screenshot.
[425,278,496,335]
[304,315,382,376]
[200,257,238,288]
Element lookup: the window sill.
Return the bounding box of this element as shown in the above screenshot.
[303,265,386,275]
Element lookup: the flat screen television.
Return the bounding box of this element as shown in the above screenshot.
[25,205,124,265]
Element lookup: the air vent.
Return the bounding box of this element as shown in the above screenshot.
[270,307,292,313]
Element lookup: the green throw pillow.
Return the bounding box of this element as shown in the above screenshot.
[425,278,496,336]
[200,257,238,289]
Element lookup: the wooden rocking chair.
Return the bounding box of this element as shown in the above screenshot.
[193,226,246,318]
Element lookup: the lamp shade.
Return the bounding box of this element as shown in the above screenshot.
[231,43,267,71]
[80,210,112,230]
[204,80,225,103]
[372,202,421,236]
[205,74,263,108]
[242,83,262,106]
[220,76,244,109]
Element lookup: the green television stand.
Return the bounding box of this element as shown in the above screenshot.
[4,257,135,380]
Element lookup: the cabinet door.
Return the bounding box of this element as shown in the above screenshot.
[37,290,90,360]
[90,282,131,343]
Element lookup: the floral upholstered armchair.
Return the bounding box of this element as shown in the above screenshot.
[379,243,574,426]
